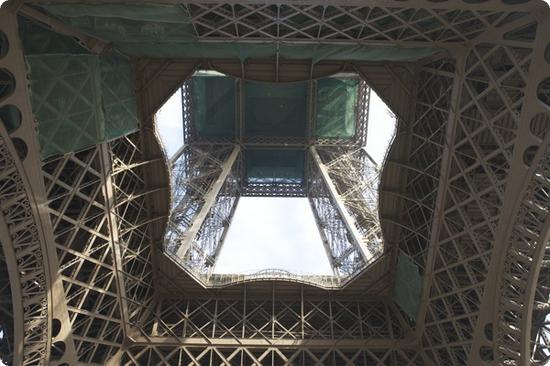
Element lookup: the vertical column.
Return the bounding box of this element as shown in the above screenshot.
[0,9,79,365]
[414,51,466,338]
[98,144,130,333]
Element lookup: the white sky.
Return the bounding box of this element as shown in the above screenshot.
[214,197,333,274]
[156,88,184,157]
[366,90,396,165]
[156,81,395,275]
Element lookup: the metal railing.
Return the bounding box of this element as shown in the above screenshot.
[165,250,387,289]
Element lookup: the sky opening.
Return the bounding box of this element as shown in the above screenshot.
[156,78,396,276]
[213,197,333,275]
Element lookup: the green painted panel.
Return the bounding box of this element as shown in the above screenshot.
[393,252,423,320]
[315,78,359,139]
[43,4,195,43]
[245,81,307,138]
[26,54,138,159]
[245,149,304,183]
[116,42,440,62]
[40,4,441,61]
[43,4,190,22]
[18,15,89,55]
[100,55,139,141]
[192,76,236,138]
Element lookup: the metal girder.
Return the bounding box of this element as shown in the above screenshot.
[122,345,424,366]
[174,145,240,259]
[0,10,81,365]
[136,59,200,122]
[98,144,131,334]
[414,50,465,339]
[131,336,411,348]
[310,146,377,264]
[23,0,544,11]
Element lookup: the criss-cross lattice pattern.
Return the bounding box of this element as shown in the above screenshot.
[316,147,383,259]
[185,3,526,44]
[1,1,550,365]
[148,297,403,341]
[308,153,367,277]
[421,41,536,364]
[0,136,49,365]
[42,146,125,362]
[122,345,424,366]
[393,58,455,271]
[120,294,419,366]
[165,145,238,273]
[497,142,550,364]
[108,135,158,331]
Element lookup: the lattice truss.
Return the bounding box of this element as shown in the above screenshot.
[39,134,159,363]
[497,140,550,363]
[308,147,382,277]
[0,1,549,365]
[414,32,550,365]
[0,83,50,366]
[168,74,376,279]
[184,77,370,147]
[123,295,419,366]
[166,144,382,279]
[185,2,523,43]
[166,145,241,274]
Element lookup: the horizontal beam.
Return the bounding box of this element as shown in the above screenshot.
[19,5,109,53]
[131,336,416,349]
[23,0,545,12]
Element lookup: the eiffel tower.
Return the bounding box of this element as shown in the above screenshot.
[0,0,549,365]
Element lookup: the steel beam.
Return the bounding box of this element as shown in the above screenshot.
[0,10,80,365]
[414,51,465,338]
[99,144,131,332]
[130,336,413,348]
[465,15,550,365]
[175,145,241,259]
[23,0,546,12]
[310,146,376,263]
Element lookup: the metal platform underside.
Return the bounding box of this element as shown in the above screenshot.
[0,0,549,365]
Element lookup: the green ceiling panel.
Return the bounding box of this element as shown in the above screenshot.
[192,76,236,138]
[100,55,139,141]
[27,54,138,159]
[245,81,307,138]
[116,42,440,62]
[315,78,359,139]
[43,4,195,43]
[43,4,191,23]
[19,13,138,159]
[40,4,440,61]
[18,15,89,55]
[393,252,423,320]
[245,149,305,183]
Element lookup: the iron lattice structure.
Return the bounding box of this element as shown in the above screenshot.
[165,75,376,279]
[0,1,548,365]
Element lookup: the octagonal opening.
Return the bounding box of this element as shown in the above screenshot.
[157,71,395,286]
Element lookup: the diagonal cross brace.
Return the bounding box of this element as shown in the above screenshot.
[176,145,241,259]
[310,146,377,263]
